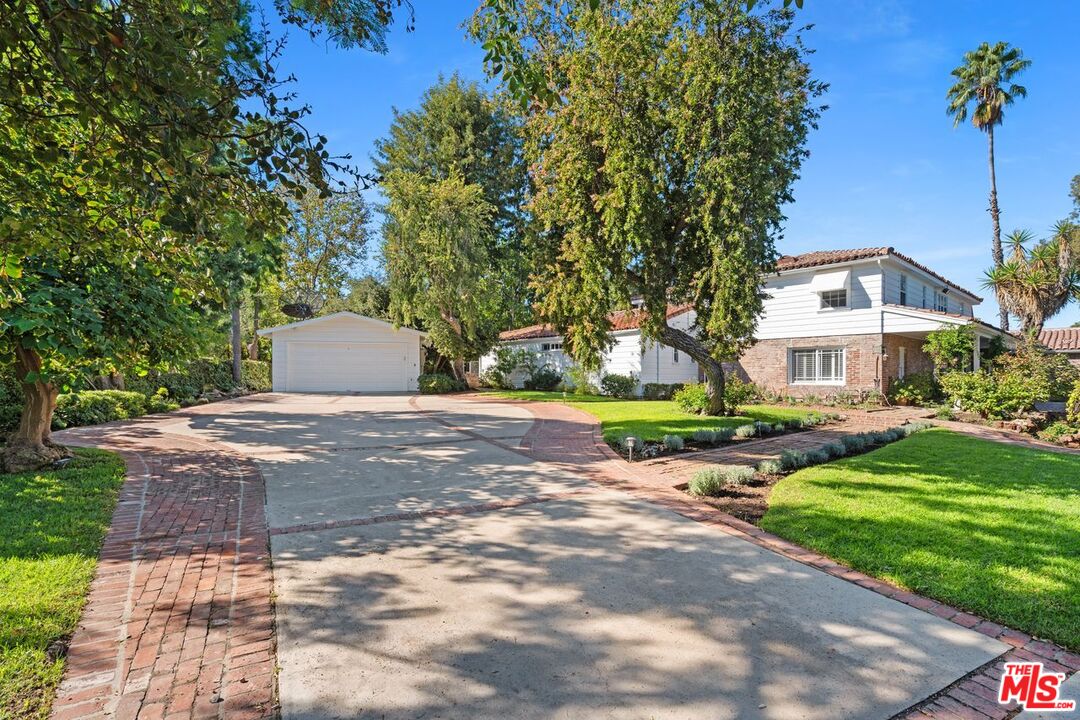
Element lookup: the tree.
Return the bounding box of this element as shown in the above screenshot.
[374,76,531,373]
[324,275,392,318]
[1,0,408,471]
[471,0,823,414]
[985,225,1080,333]
[382,172,503,378]
[946,41,1031,331]
[277,186,372,317]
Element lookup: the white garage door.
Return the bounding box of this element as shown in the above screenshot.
[285,342,408,392]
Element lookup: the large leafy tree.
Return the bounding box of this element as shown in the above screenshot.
[374,76,530,375]
[986,225,1080,334]
[946,41,1031,331]
[472,0,823,414]
[0,0,408,471]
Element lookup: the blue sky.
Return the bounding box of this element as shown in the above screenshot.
[270,0,1080,327]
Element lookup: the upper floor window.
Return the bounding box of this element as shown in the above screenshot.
[934,292,948,313]
[819,289,848,309]
[921,286,927,309]
[541,342,563,352]
[899,274,908,306]
[673,348,679,363]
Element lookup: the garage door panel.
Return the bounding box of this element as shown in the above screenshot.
[286,342,407,392]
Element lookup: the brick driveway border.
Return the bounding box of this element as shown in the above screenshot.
[462,394,1080,720]
[50,425,276,720]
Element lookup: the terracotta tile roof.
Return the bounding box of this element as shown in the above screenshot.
[499,304,693,341]
[1039,327,1080,352]
[882,304,1009,336]
[775,247,982,301]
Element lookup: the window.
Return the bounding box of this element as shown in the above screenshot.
[898,347,907,380]
[819,289,848,309]
[673,348,679,363]
[541,342,563,352]
[790,348,845,384]
[921,286,927,309]
[934,292,948,313]
[899,274,908,306]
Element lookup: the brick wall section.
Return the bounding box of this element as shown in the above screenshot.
[735,334,883,398]
[49,427,276,720]
[882,334,935,389]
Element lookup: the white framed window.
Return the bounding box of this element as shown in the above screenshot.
[921,286,927,309]
[899,274,908,306]
[898,346,907,380]
[790,348,845,385]
[934,292,948,313]
[541,342,563,352]
[673,348,679,363]
[819,289,848,309]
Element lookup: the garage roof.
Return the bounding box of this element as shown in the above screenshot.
[257,311,427,337]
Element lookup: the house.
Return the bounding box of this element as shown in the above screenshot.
[1038,327,1080,367]
[486,247,1013,398]
[258,312,426,393]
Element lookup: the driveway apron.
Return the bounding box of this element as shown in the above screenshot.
[161,393,1006,719]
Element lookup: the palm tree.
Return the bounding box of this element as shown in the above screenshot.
[947,41,1031,331]
[984,224,1080,334]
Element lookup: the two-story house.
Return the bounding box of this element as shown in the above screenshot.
[486,247,1013,398]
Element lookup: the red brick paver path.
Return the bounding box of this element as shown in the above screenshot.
[50,426,276,720]
[478,395,1080,720]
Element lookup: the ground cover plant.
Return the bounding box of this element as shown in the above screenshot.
[0,449,125,719]
[761,428,1080,650]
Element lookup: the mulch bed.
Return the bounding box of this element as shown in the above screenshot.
[696,474,783,523]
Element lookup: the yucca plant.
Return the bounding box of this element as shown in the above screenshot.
[984,225,1079,333]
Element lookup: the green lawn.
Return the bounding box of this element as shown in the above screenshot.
[0,449,125,720]
[761,428,1080,651]
[483,390,813,442]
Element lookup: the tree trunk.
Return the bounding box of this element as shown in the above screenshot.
[2,345,69,473]
[248,297,260,361]
[451,357,467,381]
[987,126,1009,331]
[231,300,242,384]
[657,324,726,416]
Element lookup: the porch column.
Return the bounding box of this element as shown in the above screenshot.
[972,334,981,371]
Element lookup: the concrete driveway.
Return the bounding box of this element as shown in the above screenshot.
[157,393,1006,719]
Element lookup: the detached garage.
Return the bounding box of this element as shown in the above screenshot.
[258,312,426,393]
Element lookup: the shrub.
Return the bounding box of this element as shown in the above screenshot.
[641,382,684,400]
[888,371,941,406]
[692,429,717,444]
[715,427,736,442]
[734,423,757,439]
[1069,380,1080,425]
[524,365,562,391]
[785,418,804,430]
[662,434,685,451]
[601,373,638,399]
[241,360,271,392]
[723,376,758,410]
[52,390,180,429]
[753,420,772,436]
[924,324,976,373]
[779,449,805,471]
[773,422,786,434]
[842,434,867,453]
[418,373,466,394]
[688,465,756,495]
[804,448,830,465]
[757,459,783,475]
[566,365,599,395]
[939,370,1041,420]
[673,383,710,415]
[822,442,847,458]
[934,404,955,420]
[1000,340,1079,400]
[482,347,535,390]
[1039,421,1079,443]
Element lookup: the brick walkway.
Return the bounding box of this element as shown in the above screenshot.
[481,396,1080,720]
[50,426,276,720]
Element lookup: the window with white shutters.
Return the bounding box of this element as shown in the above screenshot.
[791,348,845,384]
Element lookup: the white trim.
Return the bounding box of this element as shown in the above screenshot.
[258,311,427,337]
[773,254,981,304]
[809,269,850,292]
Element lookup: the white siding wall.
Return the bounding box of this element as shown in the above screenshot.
[756,263,884,340]
[269,316,423,392]
[880,259,975,316]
